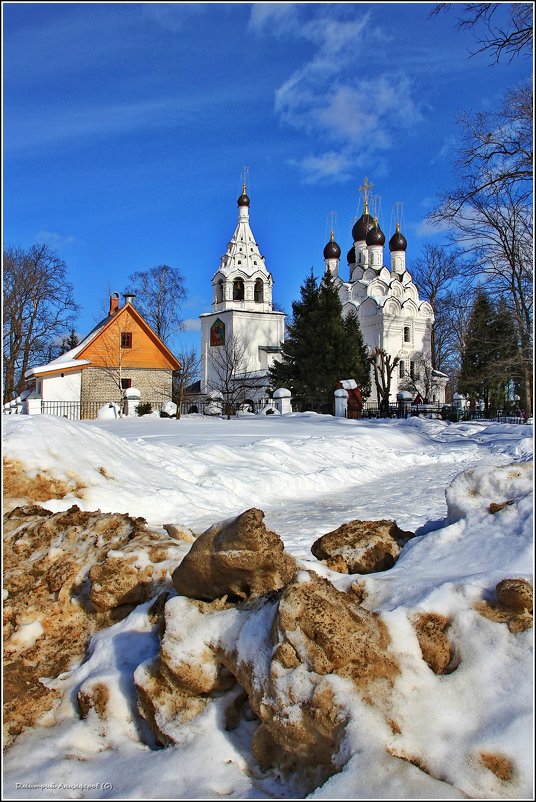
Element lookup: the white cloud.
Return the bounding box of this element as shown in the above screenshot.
[288,151,355,185]
[248,4,299,36]
[253,5,423,184]
[142,4,207,33]
[35,230,75,247]
[413,217,453,238]
[182,318,201,332]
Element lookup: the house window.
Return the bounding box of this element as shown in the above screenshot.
[399,360,405,378]
[121,378,132,390]
[121,332,132,348]
[404,326,411,343]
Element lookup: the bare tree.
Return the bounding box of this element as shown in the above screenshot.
[431,3,533,63]
[432,181,533,415]
[368,347,400,417]
[125,265,186,345]
[3,244,79,403]
[398,352,441,403]
[208,334,264,419]
[431,83,532,218]
[435,287,476,385]
[172,348,201,419]
[410,244,465,369]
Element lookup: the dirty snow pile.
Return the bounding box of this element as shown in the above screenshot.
[2,412,534,800]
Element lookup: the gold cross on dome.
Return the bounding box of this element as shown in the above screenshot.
[241,165,249,193]
[358,177,374,213]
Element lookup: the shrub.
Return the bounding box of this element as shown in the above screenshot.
[136,402,153,416]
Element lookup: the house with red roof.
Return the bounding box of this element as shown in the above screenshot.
[24,293,180,418]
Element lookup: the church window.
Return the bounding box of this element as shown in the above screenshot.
[404,326,411,343]
[121,332,132,349]
[254,279,264,303]
[399,360,405,378]
[216,280,224,303]
[233,279,244,301]
[410,361,415,379]
[254,261,257,265]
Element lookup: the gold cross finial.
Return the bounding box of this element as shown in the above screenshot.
[241,165,249,194]
[358,176,373,214]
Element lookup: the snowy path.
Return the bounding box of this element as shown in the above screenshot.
[263,449,505,561]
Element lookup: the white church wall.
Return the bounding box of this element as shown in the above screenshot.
[200,309,284,394]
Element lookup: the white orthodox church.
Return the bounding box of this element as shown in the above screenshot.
[323,179,448,404]
[200,179,447,406]
[199,184,285,399]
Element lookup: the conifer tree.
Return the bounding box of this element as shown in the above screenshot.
[270,269,370,402]
[459,289,495,410]
[490,299,522,410]
[269,271,320,396]
[343,309,371,398]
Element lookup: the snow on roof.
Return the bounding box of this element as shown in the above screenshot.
[24,314,111,378]
[26,358,92,377]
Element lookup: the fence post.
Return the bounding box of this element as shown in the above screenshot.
[334,388,348,417]
[273,388,292,414]
[24,397,42,415]
[123,387,141,416]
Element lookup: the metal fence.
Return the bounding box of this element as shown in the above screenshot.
[30,399,529,425]
[41,400,166,420]
[290,398,335,415]
[361,402,527,424]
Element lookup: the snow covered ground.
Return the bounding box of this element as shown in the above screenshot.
[2,412,534,799]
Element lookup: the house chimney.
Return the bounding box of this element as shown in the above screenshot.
[109,292,120,315]
[123,293,136,306]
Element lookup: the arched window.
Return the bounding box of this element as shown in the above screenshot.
[216,280,224,303]
[254,278,264,303]
[404,326,411,343]
[233,279,244,301]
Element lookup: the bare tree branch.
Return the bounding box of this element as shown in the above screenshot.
[3,244,79,402]
[431,3,533,63]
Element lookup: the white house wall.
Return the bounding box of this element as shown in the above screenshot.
[41,371,82,402]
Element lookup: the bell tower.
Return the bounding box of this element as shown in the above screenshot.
[200,176,285,396]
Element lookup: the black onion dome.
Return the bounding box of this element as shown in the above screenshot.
[352,212,375,242]
[237,191,250,207]
[347,246,356,265]
[389,226,407,252]
[323,237,341,260]
[366,221,385,246]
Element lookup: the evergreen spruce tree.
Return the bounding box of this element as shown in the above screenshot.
[342,309,371,398]
[491,299,522,411]
[459,289,497,411]
[270,268,370,402]
[269,270,320,396]
[61,327,79,354]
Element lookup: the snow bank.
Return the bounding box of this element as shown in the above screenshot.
[2,413,533,799]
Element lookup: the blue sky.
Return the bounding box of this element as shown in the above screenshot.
[3,2,531,357]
